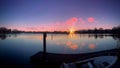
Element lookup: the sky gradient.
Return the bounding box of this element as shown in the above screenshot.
[0,0,120,31]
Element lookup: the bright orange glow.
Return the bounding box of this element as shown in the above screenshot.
[68,27,78,38]
[89,43,95,49]
[68,29,75,38]
[70,28,74,34]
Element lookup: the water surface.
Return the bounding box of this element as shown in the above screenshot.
[0,34,119,68]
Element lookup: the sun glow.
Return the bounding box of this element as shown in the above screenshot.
[68,27,77,38]
[70,28,74,34]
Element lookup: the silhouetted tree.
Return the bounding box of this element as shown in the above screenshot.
[98,28,103,33]
[12,29,21,33]
[112,25,120,34]
[93,28,98,34]
[0,27,11,34]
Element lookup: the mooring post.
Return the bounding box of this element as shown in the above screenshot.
[43,32,47,67]
[43,32,47,54]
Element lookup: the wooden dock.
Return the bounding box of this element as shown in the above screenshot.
[30,49,120,68]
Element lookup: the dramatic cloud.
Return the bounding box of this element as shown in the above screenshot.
[88,17,95,23]
[51,17,96,31]
[66,17,78,25]
[17,17,97,31]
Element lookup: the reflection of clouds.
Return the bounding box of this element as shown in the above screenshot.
[81,42,86,46]
[56,41,78,50]
[66,41,78,50]
[89,43,95,49]
[56,41,96,50]
[66,41,72,45]
[53,34,98,51]
[70,44,78,50]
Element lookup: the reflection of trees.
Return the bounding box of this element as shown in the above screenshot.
[112,25,120,34]
[88,34,120,40]
[0,34,17,40]
[88,34,105,39]
[112,35,120,49]
[112,35,120,40]
[117,39,120,49]
[0,34,7,40]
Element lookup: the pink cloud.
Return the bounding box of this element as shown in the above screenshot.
[53,22,68,31]
[87,17,95,23]
[26,27,38,30]
[66,17,78,25]
[79,18,85,24]
[9,17,101,31]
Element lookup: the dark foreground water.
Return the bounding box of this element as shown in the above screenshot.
[0,34,119,68]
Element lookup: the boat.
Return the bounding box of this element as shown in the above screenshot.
[61,56,117,68]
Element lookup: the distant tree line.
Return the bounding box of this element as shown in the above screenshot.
[112,25,120,34]
[76,26,120,34]
[0,26,120,34]
[0,27,22,34]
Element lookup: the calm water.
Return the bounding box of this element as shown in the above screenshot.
[0,34,119,68]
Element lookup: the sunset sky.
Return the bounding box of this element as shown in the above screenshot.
[0,0,120,31]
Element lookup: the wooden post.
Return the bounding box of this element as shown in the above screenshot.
[43,32,47,54]
[43,32,47,67]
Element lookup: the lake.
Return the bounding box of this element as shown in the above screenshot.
[0,33,119,68]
